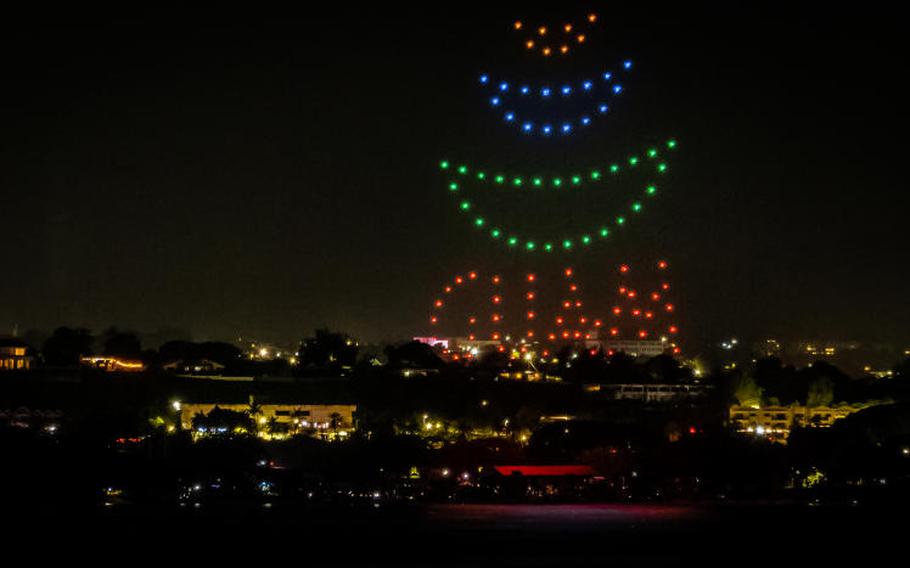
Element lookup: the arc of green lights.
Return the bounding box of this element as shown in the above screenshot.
[439,139,676,253]
[440,139,675,191]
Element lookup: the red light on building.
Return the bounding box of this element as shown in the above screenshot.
[613,307,622,316]
[564,268,573,277]
[430,316,438,324]
[527,273,536,282]
[658,260,668,270]
[638,330,648,339]
[526,311,536,320]
[434,299,443,308]
[468,271,478,280]
[455,276,464,284]
[492,275,501,284]
[610,328,619,336]
[669,325,678,334]
[594,320,603,327]
[445,286,453,293]
[468,316,477,324]
[492,295,502,304]
[651,292,660,301]
[619,264,630,273]
[526,292,535,301]
[556,316,564,325]
[665,303,675,312]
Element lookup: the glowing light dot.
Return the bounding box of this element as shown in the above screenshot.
[658,260,668,269]
[562,85,571,95]
[526,40,535,49]
[581,116,591,125]
[565,268,573,277]
[603,72,613,80]
[541,87,551,97]
[613,85,623,94]
[563,24,572,33]
[434,300,443,308]
[495,175,505,184]
[582,81,592,90]
[598,104,609,113]
[527,311,536,319]
[538,26,547,36]
[581,235,591,245]
[647,185,657,195]
[440,160,450,169]
[513,177,523,186]
[514,21,523,30]
[667,139,677,149]
[544,243,553,252]
[665,304,675,312]
[571,176,581,185]
[588,13,597,23]
[499,82,509,92]
[624,60,633,69]
[474,217,485,227]
[577,34,586,43]
[629,156,639,166]
[508,237,518,247]
[526,241,536,251]
[457,165,468,174]
[616,216,626,225]
[527,273,536,282]
[561,123,572,133]
[599,227,609,238]
[562,239,573,249]
[491,228,501,238]
[658,163,668,173]
[533,177,542,186]
[542,47,552,56]
[505,112,515,122]
[542,125,552,135]
[492,295,501,304]
[448,182,458,191]
[560,45,569,54]
[553,178,562,187]
[468,271,477,279]
[632,202,642,212]
[648,148,658,158]
[520,86,530,94]
[459,201,471,211]
[477,172,486,180]
[591,170,601,180]
[523,122,533,133]
[491,97,500,106]
[610,164,620,173]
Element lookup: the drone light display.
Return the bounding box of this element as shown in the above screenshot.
[427,262,680,355]
[513,12,601,58]
[426,12,685,358]
[440,141,674,253]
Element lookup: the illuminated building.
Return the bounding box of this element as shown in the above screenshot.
[585,383,712,402]
[0,338,34,371]
[728,404,863,442]
[592,339,670,358]
[80,356,145,372]
[178,402,356,439]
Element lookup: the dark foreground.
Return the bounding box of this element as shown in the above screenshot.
[16,502,903,565]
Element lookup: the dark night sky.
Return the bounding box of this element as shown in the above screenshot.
[2,3,908,350]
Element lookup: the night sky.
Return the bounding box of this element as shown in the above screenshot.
[2,4,908,350]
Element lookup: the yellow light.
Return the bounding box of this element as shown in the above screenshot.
[563,24,572,33]
[577,34,586,43]
[560,45,569,54]
[542,47,551,56]
[514,20,523,30]
[588,13,597,23]
[538,26,547,36]
[526,39,535,49]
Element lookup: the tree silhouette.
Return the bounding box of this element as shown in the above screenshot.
[42,327,94,367]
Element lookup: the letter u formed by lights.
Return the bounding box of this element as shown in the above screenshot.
[478,60,633,137]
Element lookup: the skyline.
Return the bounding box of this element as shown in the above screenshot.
[2,6,909,346]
